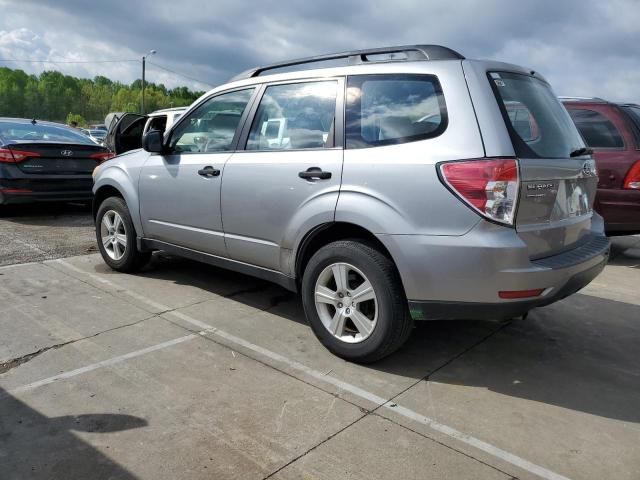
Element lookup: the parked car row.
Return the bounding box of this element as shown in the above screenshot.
[0,118,114,205]
[92,44,613,362]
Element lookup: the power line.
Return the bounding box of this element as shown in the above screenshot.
[0,59,139,64]
[146,61,214,88]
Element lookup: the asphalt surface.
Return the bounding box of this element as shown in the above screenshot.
[0,203,96,266]
[0,205,639,479]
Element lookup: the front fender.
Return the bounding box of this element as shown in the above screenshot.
[93,165,144,237]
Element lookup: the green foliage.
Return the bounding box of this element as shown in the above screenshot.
[0,66,204,123]
[65,112,87,127]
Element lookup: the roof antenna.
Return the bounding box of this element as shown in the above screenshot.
[31,118,37,125]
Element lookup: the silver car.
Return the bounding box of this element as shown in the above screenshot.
[92,45,610,362]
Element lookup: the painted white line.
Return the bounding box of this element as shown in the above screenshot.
[46,258,570,480]
[1,334,197,400]
[386,404,570,480]
[52,259,171,312]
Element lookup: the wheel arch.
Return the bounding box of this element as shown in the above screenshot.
[93,170,144,237]
[294,222,398,284]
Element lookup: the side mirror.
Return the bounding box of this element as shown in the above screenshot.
[142,130,165,153]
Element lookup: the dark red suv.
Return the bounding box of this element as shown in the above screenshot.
[561,98,640,235]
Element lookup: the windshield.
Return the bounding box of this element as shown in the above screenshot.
[0,121,97,145]
[489,71,584,159]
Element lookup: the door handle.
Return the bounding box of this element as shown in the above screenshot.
[299,167,332,180]
[198,166,220,177]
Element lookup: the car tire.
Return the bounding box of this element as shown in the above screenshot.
[96,196,150,273]
[301,240,413,363]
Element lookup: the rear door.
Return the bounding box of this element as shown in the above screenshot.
[487,70,599,258]
[138,88,256,256]
[221,79,343,271]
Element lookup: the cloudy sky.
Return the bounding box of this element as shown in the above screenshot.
[0,0,638,102]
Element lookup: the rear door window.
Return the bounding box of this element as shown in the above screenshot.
[345,74,447,149]
[489,71,584,159]
[567,108,624,149]
[246,81,338,151]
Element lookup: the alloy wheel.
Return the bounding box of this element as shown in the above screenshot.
[314,262,378,343]
[100,210,127,261]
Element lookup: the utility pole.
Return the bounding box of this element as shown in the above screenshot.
[141,49,156,114]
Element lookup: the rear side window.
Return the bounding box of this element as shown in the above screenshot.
[489,71,584,159]
[620,105,640,147]
[345,74,447,149]
[567,108,624,149]
[246,81,337,151]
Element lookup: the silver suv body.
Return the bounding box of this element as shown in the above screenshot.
[92,45,610,362]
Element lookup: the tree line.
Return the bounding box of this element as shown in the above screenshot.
[0,66,205,126]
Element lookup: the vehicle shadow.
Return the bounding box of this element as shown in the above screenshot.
[607,235,640,268]
[0,387,145,479]
[0,202,92,227]
[128,254,640,424]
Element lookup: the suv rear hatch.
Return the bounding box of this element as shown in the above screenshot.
[488,71,599,259]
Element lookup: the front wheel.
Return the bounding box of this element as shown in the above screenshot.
[301,240,413,363]
[96,196,150,272]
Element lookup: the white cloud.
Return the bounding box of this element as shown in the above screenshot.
[0,0,638,103]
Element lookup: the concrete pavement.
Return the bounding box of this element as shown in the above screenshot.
[1,237,639,479]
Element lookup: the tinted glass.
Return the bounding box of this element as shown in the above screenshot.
[567,108,624,149]
[621,105,640,146]
[246,81,337,151]
[171,88,254,153]
[345,74,447,149]
[489,72,584,158]
[0,122,96,145]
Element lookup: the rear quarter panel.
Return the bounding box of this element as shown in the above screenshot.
[337,61,485,236]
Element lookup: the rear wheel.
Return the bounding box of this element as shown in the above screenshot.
[96,196,150,272]
[301,240,413,363]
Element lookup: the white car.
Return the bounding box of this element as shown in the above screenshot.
[104,107,187,154]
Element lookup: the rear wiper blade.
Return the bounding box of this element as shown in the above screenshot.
[570,147,594,157]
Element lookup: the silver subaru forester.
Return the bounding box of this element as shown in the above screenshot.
[92,45,610,362]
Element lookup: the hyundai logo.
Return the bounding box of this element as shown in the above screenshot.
[61,149,74,157]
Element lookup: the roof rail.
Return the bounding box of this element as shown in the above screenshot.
[558,96,607,103]
[230,44,465,81]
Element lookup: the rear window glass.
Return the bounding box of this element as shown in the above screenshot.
[0,122,96,145]
[345,74,447,149]
[489,72,584,159]
[567,108,624,148]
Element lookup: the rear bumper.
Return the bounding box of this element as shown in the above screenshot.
[596,188,640,235]
[378,219,610,321]
[408,256,607,320]
[0,167,93,205]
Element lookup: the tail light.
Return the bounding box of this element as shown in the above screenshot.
[623,161,640,189]
[90,152,116,162]
[0,148,41,163]
[439,158,519,225]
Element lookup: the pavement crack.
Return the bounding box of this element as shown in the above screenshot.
[0,315,155,375]
[371,412,518,479]
[0,343,68,374]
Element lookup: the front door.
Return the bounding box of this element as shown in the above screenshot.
[221,79,344,271]
[139,88,256,256]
